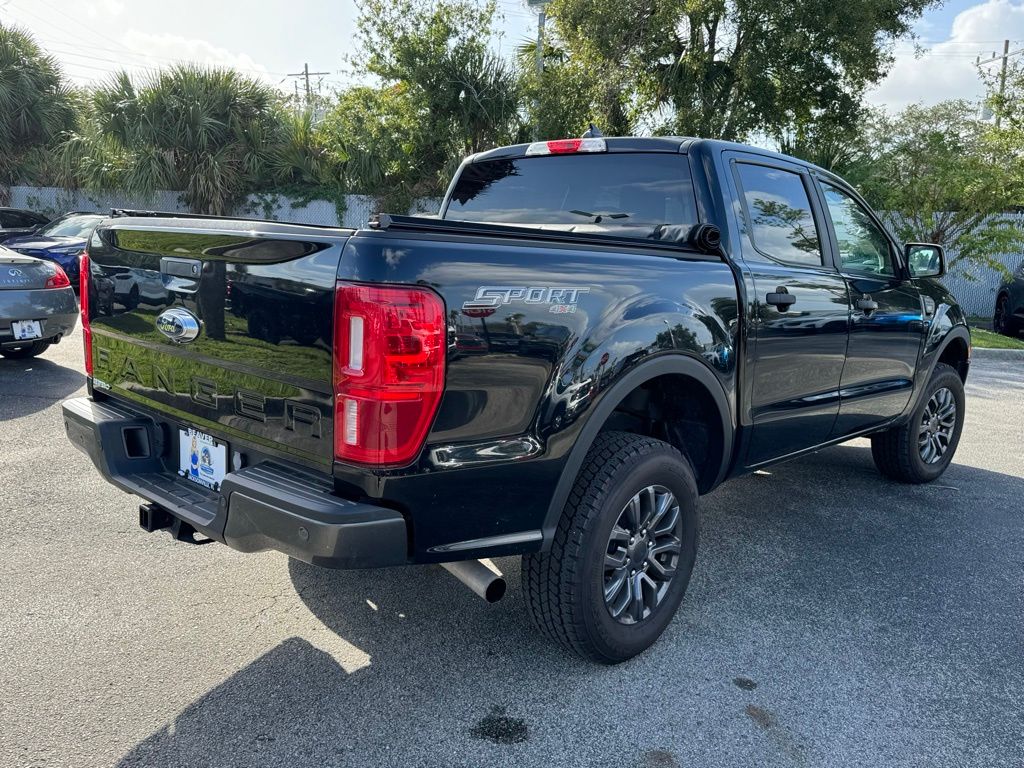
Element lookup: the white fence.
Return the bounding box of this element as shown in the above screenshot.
[7,186,441,229]
[8,186,1021,319]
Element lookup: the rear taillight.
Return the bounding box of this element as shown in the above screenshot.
[525,137,607,155]
[333,282,446,467]
[44,263,71,289]
[79,252,92,375]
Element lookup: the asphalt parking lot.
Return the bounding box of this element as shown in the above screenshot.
[2,327,1022,768]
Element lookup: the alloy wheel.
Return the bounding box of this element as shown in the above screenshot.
[603,484,683,624]
[918,387,957,464]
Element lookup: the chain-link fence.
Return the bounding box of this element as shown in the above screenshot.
[8,186,1021,319]
[937,213,1024,320]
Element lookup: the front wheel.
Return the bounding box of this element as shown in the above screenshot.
[523,431,699,663]
[1,340,52,359]
[870,363,965,483]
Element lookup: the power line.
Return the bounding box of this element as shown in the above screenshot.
[44,42,288,79]
[6,0,288,80]
[978,40,1024,128]
[286,63,331,112]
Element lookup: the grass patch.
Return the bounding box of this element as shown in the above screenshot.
[970,326,1024,350]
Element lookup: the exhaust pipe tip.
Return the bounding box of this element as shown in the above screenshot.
[441,559,507,603]
[483,575,507,603]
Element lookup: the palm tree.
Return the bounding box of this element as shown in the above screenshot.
[83,66,287,215]
[0,24,76,199]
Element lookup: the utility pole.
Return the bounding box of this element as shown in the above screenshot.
[978,40,1023,128]
[526,0,549,140]
[998,39,1010,128]
[287,63,330,112]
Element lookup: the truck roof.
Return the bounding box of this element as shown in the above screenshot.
[467,136,830,175]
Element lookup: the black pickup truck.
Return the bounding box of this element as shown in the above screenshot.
[62,136,970,662]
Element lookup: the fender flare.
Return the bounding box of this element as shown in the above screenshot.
[541,354,734,549]
[926,324,971,380]
[901,325,971,422]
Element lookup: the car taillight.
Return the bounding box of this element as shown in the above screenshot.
[79,252,92,375]
[525,137,607,155]
[333,282,446,467]
[44,263,71,289]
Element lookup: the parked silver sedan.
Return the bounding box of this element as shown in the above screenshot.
[0,247,78,359]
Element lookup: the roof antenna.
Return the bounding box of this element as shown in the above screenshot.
[582,122,603,138]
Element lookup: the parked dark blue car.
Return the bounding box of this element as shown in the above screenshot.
[4,212,104,288]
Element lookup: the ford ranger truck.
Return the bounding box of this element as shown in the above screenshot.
[62,137,970,663]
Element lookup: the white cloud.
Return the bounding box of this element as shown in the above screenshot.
[86,0,125,18]
[867,0,1024,111]
[117,30,277,83]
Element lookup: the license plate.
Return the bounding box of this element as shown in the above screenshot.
[178,428,228,491]
[11,320,42,340]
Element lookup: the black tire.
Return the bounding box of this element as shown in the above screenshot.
[125,285,140,311]
[993,294,1019,337]
[870,363,965,484]
[1,339,52,359]
[522,431,699,663]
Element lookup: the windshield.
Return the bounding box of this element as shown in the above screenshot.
[39,214,103,239]
[444,153,699,241]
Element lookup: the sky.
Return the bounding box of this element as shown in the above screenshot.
[2,0,1023,113]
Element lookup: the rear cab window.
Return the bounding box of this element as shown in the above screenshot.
[443,153,699,243]
[734,163,824,266]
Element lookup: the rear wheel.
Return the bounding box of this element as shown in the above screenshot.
[870,363,965,483]
[1,339,52,359]
[522,431,699,663]
[993,294,1019,337]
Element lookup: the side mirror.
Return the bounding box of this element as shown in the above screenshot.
[905,243,945,278]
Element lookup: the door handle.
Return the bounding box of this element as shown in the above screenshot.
[856,295,879,314]
[765,289,797,309]
[160,257,202,278]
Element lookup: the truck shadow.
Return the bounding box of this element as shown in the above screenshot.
[0,355,84,420]
[114,444,1024,767]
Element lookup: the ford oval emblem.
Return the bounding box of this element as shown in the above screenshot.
[155,307,201,344]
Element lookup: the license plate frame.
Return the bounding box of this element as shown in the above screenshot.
[178,427,228,492]
[11,320,42,341]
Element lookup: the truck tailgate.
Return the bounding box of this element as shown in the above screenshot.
[86,218,350,469]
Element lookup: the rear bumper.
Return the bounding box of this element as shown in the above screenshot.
[61,396,408,569]
[0,287,78,346]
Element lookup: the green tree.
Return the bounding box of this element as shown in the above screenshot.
[515,40,604,139]
[850,100,1023,275]
[335,0,521,210]
[268,109,338,189]
[776,106,875,174]
[320,84,438,212]
[63,66,288,215]
[546,0,937,140]
[0,24,77,198]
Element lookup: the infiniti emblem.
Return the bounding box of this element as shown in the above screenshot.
[9,268,23,277]
[155,307,201,344]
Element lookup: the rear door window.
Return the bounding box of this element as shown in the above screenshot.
[444,153,698,242]
[735,163,824,266]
